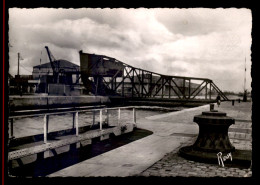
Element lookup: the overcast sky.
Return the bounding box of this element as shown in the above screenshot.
[8,8,252,93]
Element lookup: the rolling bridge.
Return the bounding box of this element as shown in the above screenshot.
[79,51,228,105]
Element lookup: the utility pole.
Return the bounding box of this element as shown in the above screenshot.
[17,52,24,75]
[244,56,246,92]
[243,56,247,102]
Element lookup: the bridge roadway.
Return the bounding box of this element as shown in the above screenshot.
[48,101,252,177]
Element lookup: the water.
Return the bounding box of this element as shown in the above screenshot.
[10,107,178,139]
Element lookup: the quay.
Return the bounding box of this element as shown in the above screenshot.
[48,100,252,177]
[8,95,110,112]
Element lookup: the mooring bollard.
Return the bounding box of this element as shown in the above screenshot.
[179,105,252,167]
[210,103,214,111]
[179,105,235,163]
[232,100,235,106]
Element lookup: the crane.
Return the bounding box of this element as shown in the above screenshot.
[45,46,60,83]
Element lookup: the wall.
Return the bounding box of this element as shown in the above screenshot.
[9,95,111,111]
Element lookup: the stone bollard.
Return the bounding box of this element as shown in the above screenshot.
[179,106,252,167]
[243,93,247,102]
[210,103,214,111]
[179,106,235,162]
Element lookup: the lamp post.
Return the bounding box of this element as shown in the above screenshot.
[243,56,247,102]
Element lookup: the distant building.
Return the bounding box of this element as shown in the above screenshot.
[9,74,37,95]
[32,60,82,95]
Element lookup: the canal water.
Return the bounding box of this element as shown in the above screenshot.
[10,106,184,139]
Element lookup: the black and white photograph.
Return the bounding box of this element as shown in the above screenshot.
[5,7,253,180]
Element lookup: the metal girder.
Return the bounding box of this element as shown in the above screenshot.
[133,68,148,96]
[79,51,227,100]
[191,81,208,99]
[116,69,224,100]
[115,67,133,90]
[190,81,206,97]
[171,79,186,99]
[153,77,168,97]
[102,77,110,89]
[145,76,161,97]
[124,67,140,97]
[211,82,229,100]
[169,81,182,99]
[109,69,122,90]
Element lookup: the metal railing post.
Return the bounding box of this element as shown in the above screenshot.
[100,109,103,130]
[43,114,49,144]
[118,108,121,126]
[72,112,75,128]
[133,107,136,124]
[75,112,79,136]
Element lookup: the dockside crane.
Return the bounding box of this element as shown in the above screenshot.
[45,46,60,83]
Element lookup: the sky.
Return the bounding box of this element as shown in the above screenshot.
[8,8,252,93]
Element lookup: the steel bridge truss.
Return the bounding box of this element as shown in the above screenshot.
[93,64,228,101]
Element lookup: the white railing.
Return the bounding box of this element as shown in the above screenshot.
[8,106,137,144]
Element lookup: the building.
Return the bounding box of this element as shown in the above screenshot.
[9,74,38,95]
[32,60,83,95]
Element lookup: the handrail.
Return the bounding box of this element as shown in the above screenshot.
[8,106,137,143]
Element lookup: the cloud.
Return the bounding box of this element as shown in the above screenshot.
[8,8,252,92]
[155,8,251,36]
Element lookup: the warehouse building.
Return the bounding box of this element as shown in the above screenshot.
[32,60,83,95]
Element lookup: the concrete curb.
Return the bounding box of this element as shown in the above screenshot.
[145,103,214,120]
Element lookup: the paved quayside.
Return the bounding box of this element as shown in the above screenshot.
[48,101,252,177]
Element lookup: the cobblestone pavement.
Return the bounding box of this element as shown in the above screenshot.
[139,137,252,177]
[139,101,252,177]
